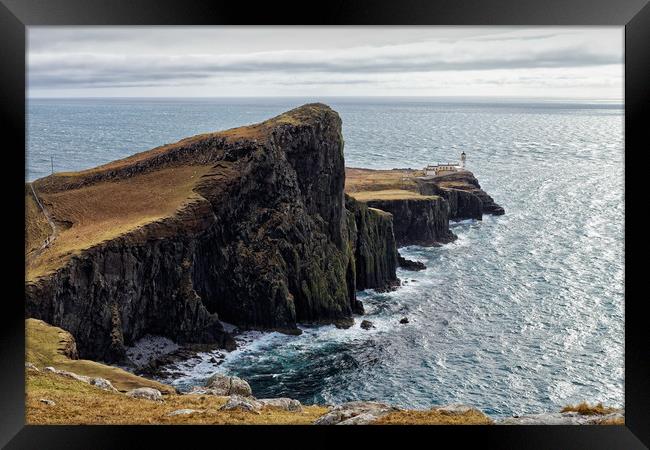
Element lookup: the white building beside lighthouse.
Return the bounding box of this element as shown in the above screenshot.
[424,151,468,176]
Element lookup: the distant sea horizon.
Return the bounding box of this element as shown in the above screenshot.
[27,95,624,104]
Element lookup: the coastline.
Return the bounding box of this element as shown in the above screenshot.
[25,319,623,425]
[24,103,621,424]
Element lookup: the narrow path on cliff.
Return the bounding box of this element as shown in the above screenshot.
[26,182,58,264]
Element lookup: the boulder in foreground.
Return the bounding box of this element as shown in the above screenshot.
[126,387,164,402]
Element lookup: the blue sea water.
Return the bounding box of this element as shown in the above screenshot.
[27,97,624,417]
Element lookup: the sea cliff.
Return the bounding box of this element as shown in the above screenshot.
[345,167,504,246]
[26,104,404,362]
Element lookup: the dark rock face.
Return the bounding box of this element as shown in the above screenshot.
[397,254,426,271]
[26,104,400,362]
[365,197,456,246]
[25,231,234,362]
[190,105,354,332]
[416,172,504,220]
[345,195,400,293]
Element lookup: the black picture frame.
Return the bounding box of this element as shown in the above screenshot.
[1,0,647,448]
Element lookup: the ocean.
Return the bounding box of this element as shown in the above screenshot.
[27,97,624,418]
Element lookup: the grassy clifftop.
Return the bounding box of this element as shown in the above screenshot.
[26,318,173,394]
[26,166,213,280]
[26,370,329,425]
[26,103,337,281]
[345,167,424,195]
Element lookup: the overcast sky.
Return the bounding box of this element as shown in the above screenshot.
[27,27,623,100]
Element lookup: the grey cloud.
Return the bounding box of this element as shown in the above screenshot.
[27,27,623,96]
[29,47,619,89]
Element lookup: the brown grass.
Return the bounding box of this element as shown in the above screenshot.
[25,186,53,255]
[26,165,213,279]
[48,104,320,185]
[437,180,474,190]
[596,417,625,425]
[25,104,336,279]
[345,168,424,193]
[26,370,328,425]
[349,189,433,201]
[374,408,493,425]
[26,319,173,394]
[560,402,618,416]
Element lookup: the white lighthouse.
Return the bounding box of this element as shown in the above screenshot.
[460,151,466,169]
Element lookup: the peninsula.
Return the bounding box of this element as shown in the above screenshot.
[25,103,502,362]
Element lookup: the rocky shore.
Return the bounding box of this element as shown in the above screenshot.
[25,320,623,425]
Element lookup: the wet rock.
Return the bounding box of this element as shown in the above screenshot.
[346,196,400,292]
[334,318,355,329]
[258,398,303,412]
[399,317,409,324]
[416,171,504,220]
[219,395,262,414]
[365,197,456,247]
[314,401,401,425]
[397,254,426,271]
[39,399,56,406]
[203,373,252,397]
[360,320,375,330]
[126,387,163,401]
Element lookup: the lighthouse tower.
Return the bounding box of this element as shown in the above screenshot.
[460,151,466,169]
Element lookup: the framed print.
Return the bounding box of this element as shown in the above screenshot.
[1,0,648,448]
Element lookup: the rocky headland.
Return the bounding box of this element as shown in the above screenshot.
[26,104,398,363]
[24,103,615,426]
[26,103,503,364]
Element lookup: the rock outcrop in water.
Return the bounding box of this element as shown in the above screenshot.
[25,104,402,362]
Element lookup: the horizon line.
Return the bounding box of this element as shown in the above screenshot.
[27,95,624,103]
